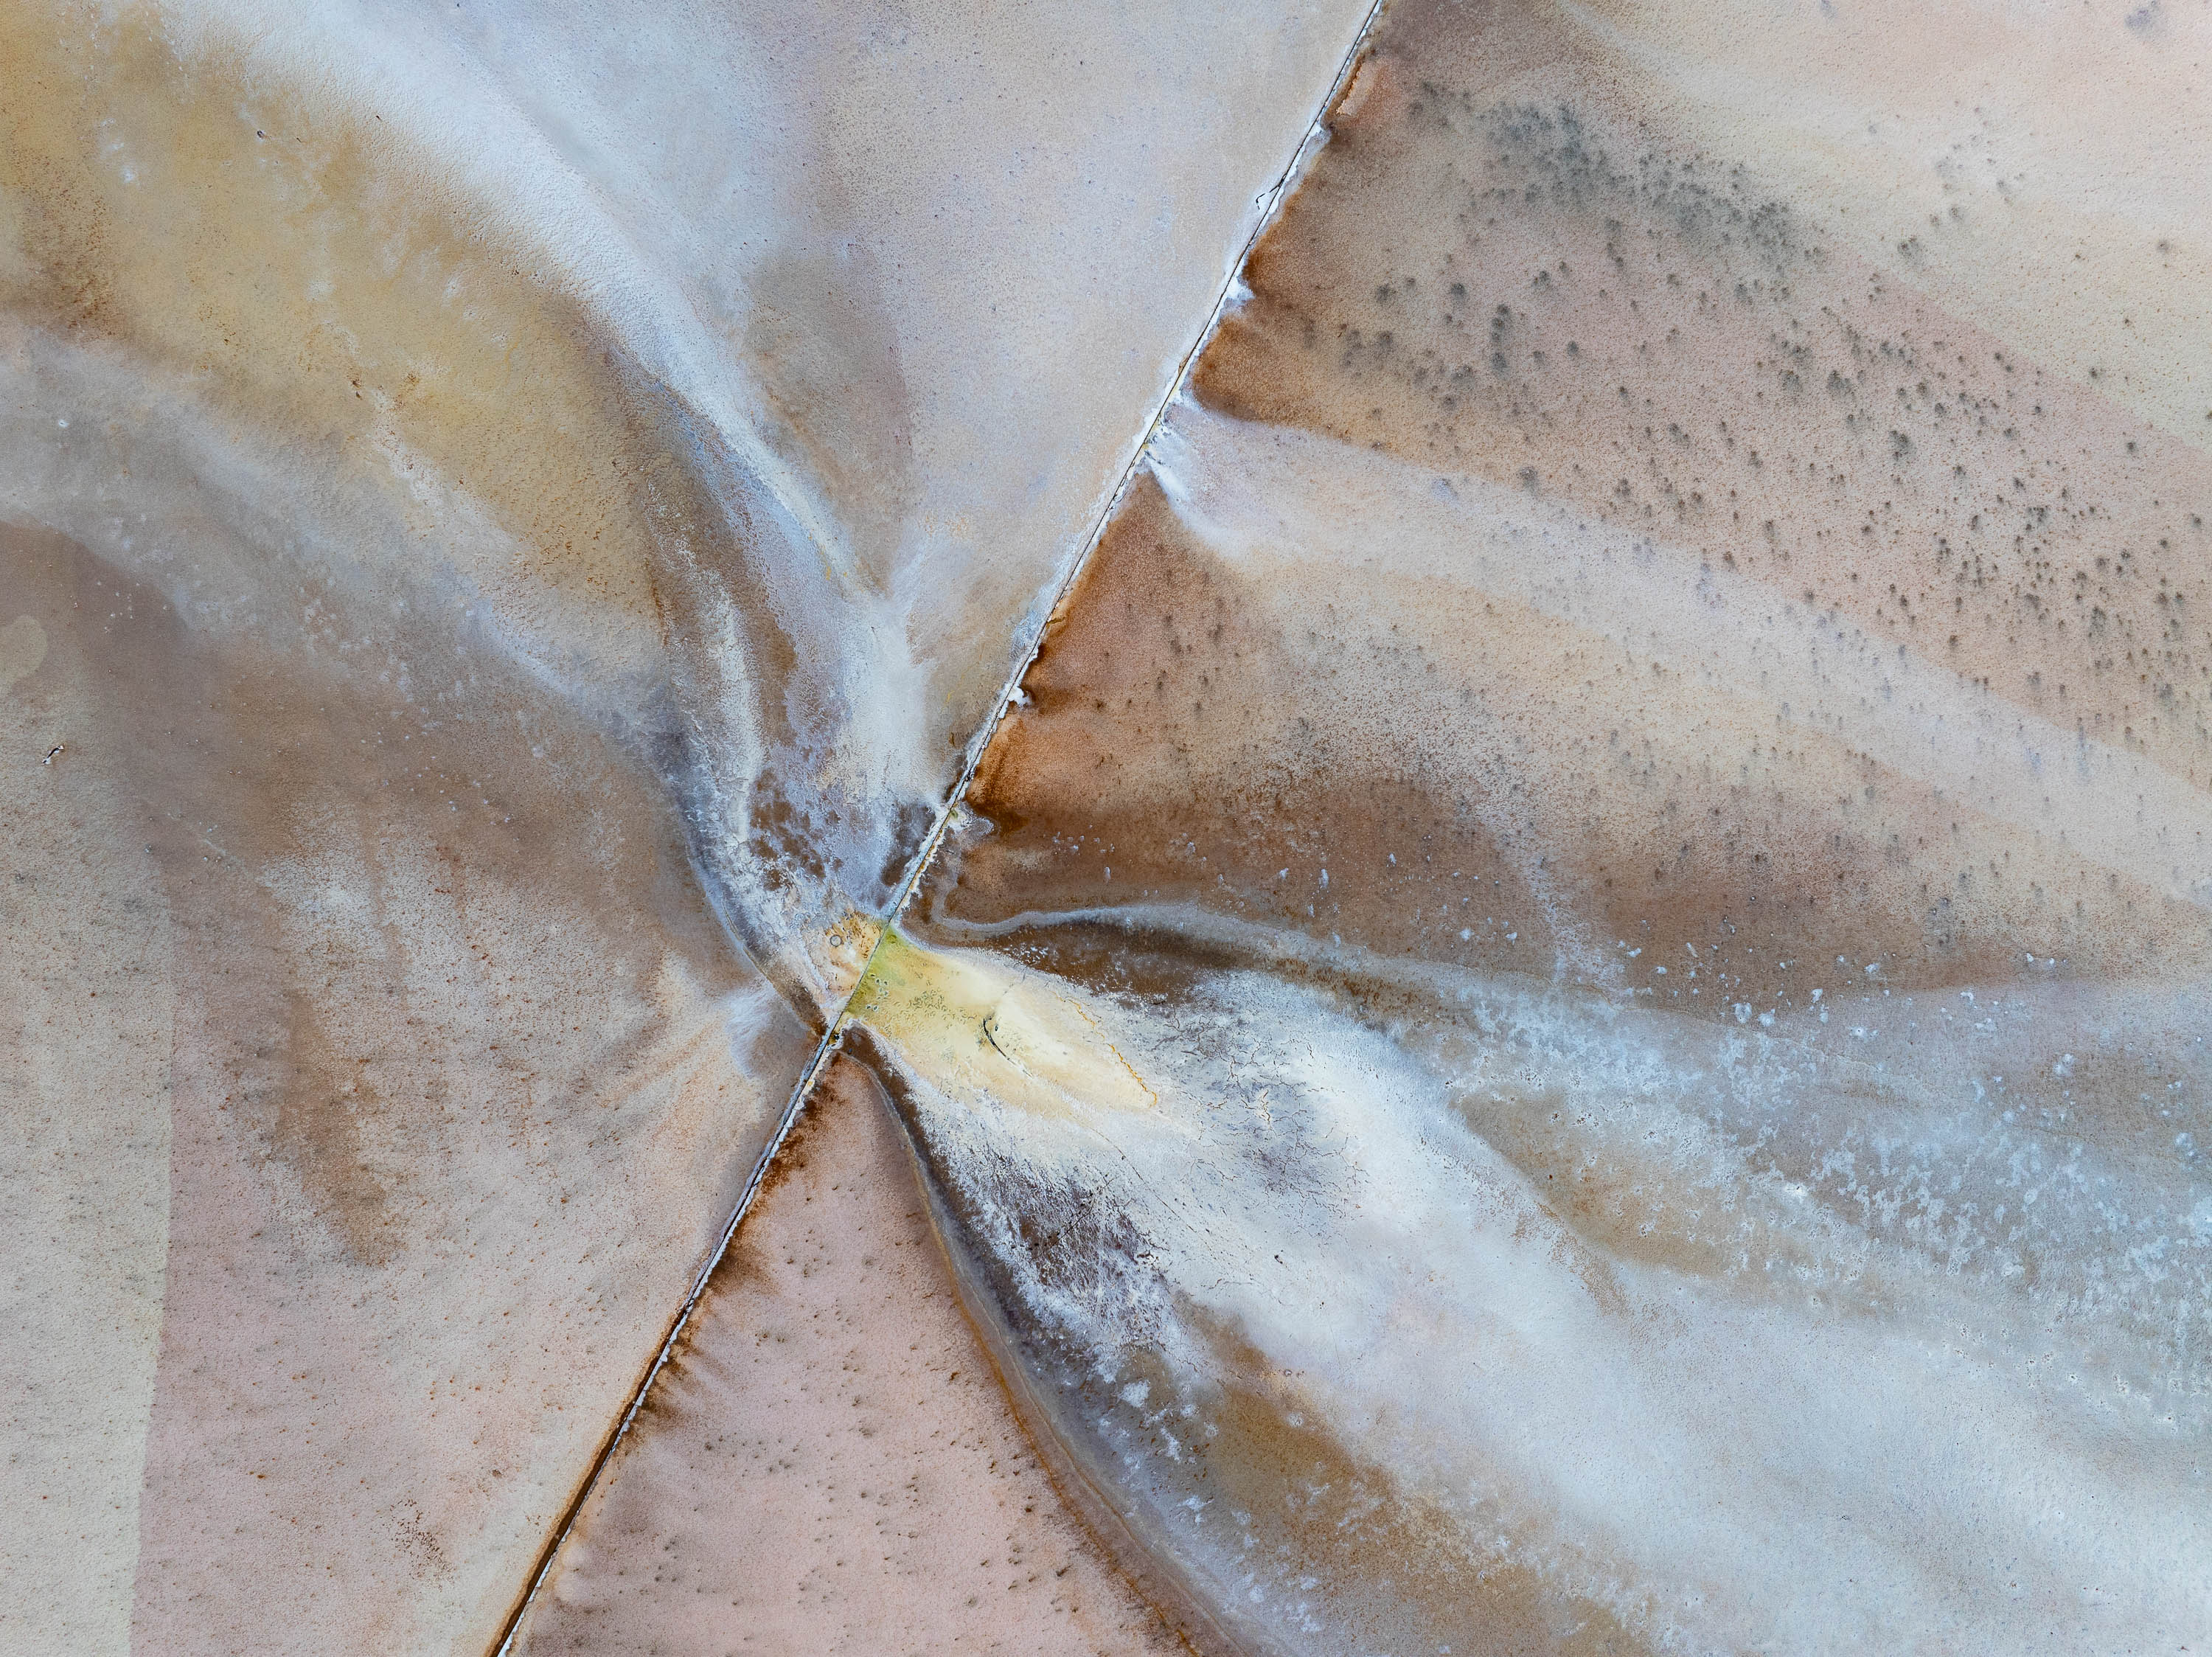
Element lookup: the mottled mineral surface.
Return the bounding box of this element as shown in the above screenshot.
[5,0,2208,1653]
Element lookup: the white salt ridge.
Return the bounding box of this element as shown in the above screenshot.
[15,0,1379,1012]
[881,934,2212,1653]
[1149,400,2212,910]
[0,4,1388,1646]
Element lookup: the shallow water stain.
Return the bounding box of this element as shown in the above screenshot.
[0,0,1399,1647]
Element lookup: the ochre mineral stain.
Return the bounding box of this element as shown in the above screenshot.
[0,514,810,1654]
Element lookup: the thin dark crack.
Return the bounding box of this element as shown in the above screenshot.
[487,10,1389,1650]
[485,1024,845,1656]
[890,0,1394,931]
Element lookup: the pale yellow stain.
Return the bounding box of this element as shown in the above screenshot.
[852,930,1156,1119]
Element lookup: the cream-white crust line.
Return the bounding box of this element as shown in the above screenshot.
[0,0,1385,1647]
[125,0,1383,848]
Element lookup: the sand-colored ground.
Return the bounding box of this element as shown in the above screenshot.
[515,1056,1178,1657]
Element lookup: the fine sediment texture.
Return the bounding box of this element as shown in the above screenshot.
[7,0,2210,1652]
[512,1055,1182,1657]
[0,0,1380,1650]
[869,0,2212,1650]
[0,515,813,1656]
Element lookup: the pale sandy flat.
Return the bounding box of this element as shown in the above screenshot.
[518,1055,1178,1657]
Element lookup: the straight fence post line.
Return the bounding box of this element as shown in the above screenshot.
[486,10,1389,1649]
[486,1020,845,1656]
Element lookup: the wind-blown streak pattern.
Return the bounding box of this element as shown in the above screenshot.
[866,0,2212,1648]
[4,0,2208,1650]
[0,0,1376,1649]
